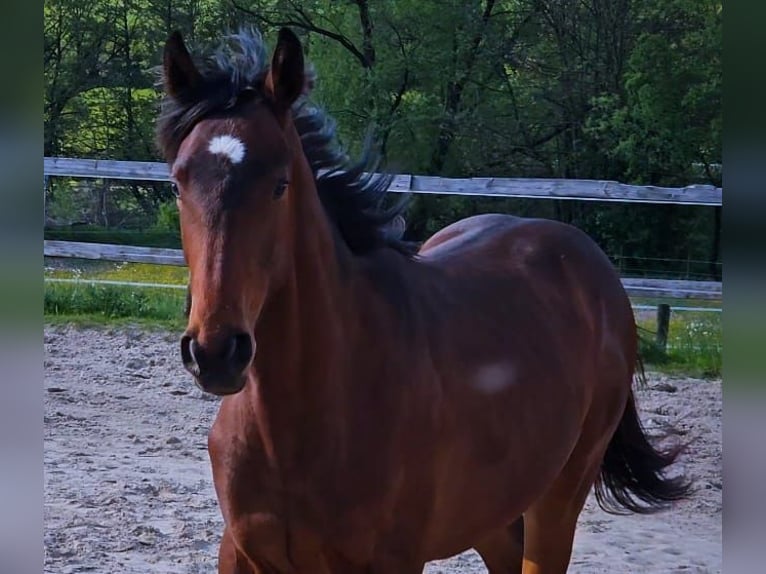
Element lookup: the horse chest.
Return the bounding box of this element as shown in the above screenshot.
[221,463,385,568]
[211,415,392,561]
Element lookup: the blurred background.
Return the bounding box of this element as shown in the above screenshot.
[42,0,723,377]
[44,0,721,276]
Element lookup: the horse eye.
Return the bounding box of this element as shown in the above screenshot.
[170,180,180,198]
[274,178,288,198]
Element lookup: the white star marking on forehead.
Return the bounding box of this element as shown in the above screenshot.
[207,134,246,164]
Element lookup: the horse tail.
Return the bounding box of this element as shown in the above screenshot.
[593,385,692,515]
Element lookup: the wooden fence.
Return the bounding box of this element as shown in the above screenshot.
[44,157,722,205]
[43,156,723,349]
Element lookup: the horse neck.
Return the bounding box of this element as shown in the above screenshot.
[243,121,356,452]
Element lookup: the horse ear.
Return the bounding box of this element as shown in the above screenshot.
[269,27,304,111]
[163,30,202,98]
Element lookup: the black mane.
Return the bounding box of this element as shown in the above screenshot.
[156,27,415,256]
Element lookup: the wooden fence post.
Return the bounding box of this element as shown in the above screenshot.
[655,303,671,352]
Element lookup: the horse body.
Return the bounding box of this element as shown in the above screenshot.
[207,212,636,572]
[158,27,689,574]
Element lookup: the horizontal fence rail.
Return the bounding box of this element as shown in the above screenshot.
[44,240,186,266]
[44,241,722,302]
[44,157,723,206]
[619,278,722,300]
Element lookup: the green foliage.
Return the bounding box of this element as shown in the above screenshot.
[638,333,671,367]
[638,312,721,378]
[153,201,180,233]
[45,282,186,323]
[44,0,722,279]
[585,0,722,187]
[669,315,722,377]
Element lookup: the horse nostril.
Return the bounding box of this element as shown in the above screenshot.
[180,332,252,379]
[225,336,238,361]
[180,335,200,375]
[227,333,254,371]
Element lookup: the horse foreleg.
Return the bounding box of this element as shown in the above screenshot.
[219,527,261,574]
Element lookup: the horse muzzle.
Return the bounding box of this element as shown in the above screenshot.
[180,331,254,395]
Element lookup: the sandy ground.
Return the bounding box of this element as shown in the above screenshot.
[44,324,721,573]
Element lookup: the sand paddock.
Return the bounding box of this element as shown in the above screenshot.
[44,324,721,573]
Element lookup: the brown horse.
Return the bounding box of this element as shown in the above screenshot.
[157,27,690,574]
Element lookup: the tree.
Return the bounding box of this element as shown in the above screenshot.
[43,0,722,278]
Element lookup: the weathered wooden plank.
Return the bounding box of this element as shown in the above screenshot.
[622,278,722,292]
[622,287,721,300]
[404,175,722,206]
[623,289,720,301]
[44,157,722,205]
[44,157,170,181]
[622,278,722,300]
[44,240,186,266]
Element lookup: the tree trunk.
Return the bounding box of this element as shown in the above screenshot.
[428,0,496,174]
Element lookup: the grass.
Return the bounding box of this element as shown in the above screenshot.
[44,260,188,330]
[44,261,189,285]
[637,311,722,378]
[45,282,187,331]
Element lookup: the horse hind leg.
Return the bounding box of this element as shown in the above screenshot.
[473,450,601,574]
[518,394,623,574]
[519,386,690,573]
[518,427,615,574]
[474,517,524,574]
